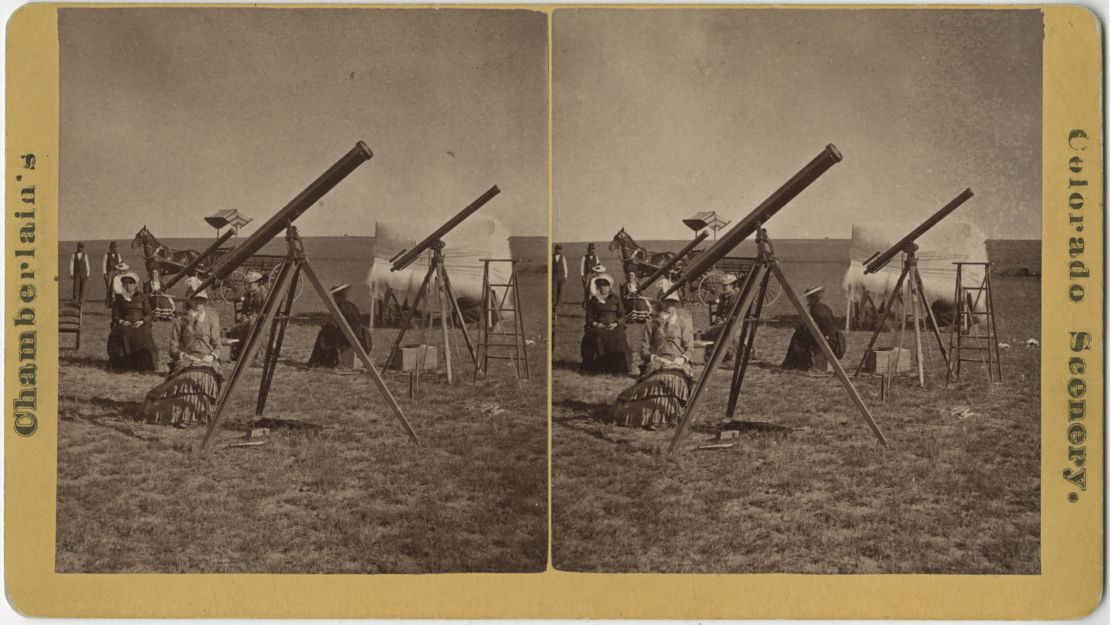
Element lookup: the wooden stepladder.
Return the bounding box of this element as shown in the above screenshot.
[475,258,530,383]
[946,261,1002,384]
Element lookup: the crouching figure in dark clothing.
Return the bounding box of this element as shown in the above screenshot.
[782,285,844,371]
[580,272,631,375]
[308,283,372,369]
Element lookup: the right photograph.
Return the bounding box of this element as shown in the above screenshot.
[551,9,1042,573]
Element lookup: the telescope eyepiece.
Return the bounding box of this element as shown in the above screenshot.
[355,140,374,161]
[825,143,843,162]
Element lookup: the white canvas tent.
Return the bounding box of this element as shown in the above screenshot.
[842,219,988,329]
[367,216,513,325]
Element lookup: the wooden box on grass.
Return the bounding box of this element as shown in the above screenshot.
[389,345,439,371]
[862,347,914,374]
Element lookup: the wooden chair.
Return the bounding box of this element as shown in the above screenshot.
[59,300,83,350]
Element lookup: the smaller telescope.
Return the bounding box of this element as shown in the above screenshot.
[390,185,501,272]
[863,188,974,274]
[665,144,843,297]
[384,185,502,384]
[639,231,709,292]
[853,188,975,389]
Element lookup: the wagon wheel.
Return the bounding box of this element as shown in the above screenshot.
[268,263,302,301]
[218,269,247,304]
[695,271,727,305]
[760,277,782,311]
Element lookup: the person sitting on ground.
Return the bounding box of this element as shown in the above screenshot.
[227,270,268,360]
[611,291,694,429]
[307,283,371,369]
[782,285,844,371]
[580,272,631,375]
[107,271,159,372]
[620,269,652,324]
[143,267,176,320]
[139,287,222,428]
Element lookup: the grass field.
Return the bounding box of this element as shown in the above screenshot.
[56,238,547,573]
[552,239,1040,574]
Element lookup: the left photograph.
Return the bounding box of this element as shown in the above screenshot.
[56,8,549,573]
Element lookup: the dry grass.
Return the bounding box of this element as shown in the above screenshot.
[56,268,547,574]
[552,258,1040,574]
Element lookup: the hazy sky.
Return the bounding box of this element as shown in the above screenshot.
[60,8,548,240]
[553,9,1043,242]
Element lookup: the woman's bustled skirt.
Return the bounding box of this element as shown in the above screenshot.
[611,368,692,427]
[139,364,222,425]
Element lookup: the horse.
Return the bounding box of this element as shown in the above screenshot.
[132,225,201,277]
[609,228,675,277]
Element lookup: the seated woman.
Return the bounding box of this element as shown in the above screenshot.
[143,267,175,320]
[308,283,371,369]
[138,288,222,428]
[611,291,694,429]
[620,270,652,324]
[580,272,631,375]
[107,271,158,372]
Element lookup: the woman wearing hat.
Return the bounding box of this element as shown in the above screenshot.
[106,270,158,372]
[580,270,631,375]
[612,290,694,429]
[782,285,843,371]
[227,269,268,361]
[620,269,652,324]
[308,283,372,369]
[139,287,222,427]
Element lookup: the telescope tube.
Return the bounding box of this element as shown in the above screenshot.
[639,231,709,292]
[194,141,374,294]
[665,144,843,297]
[390,185,501,272]
[863,187,975,274]
[162,229,235,291]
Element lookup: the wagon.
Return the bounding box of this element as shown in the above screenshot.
[682,251,781,309]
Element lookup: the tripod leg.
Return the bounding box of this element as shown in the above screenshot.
[256,267,301,416]
[436,268,453,384]
[200,260,296,454]
[385,263,436,370]
[769,261,887,445]
[439,266,477,365]
[853,266,911,378]
[909,268,925,387]
[668,264,768,455]
[914,268,950,371]
[299,258,420,445]
[725,269,771,420]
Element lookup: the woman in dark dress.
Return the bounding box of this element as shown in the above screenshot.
[107,271,158,372]
[580,273,631,375]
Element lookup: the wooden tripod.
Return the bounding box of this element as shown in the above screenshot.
[384,242,476,384]
[852,245,950,388]
[199,227,420,453]
[668,228,888,455]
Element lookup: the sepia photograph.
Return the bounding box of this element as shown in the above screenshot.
[55,7,549,573]
[551,8,1043,574]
